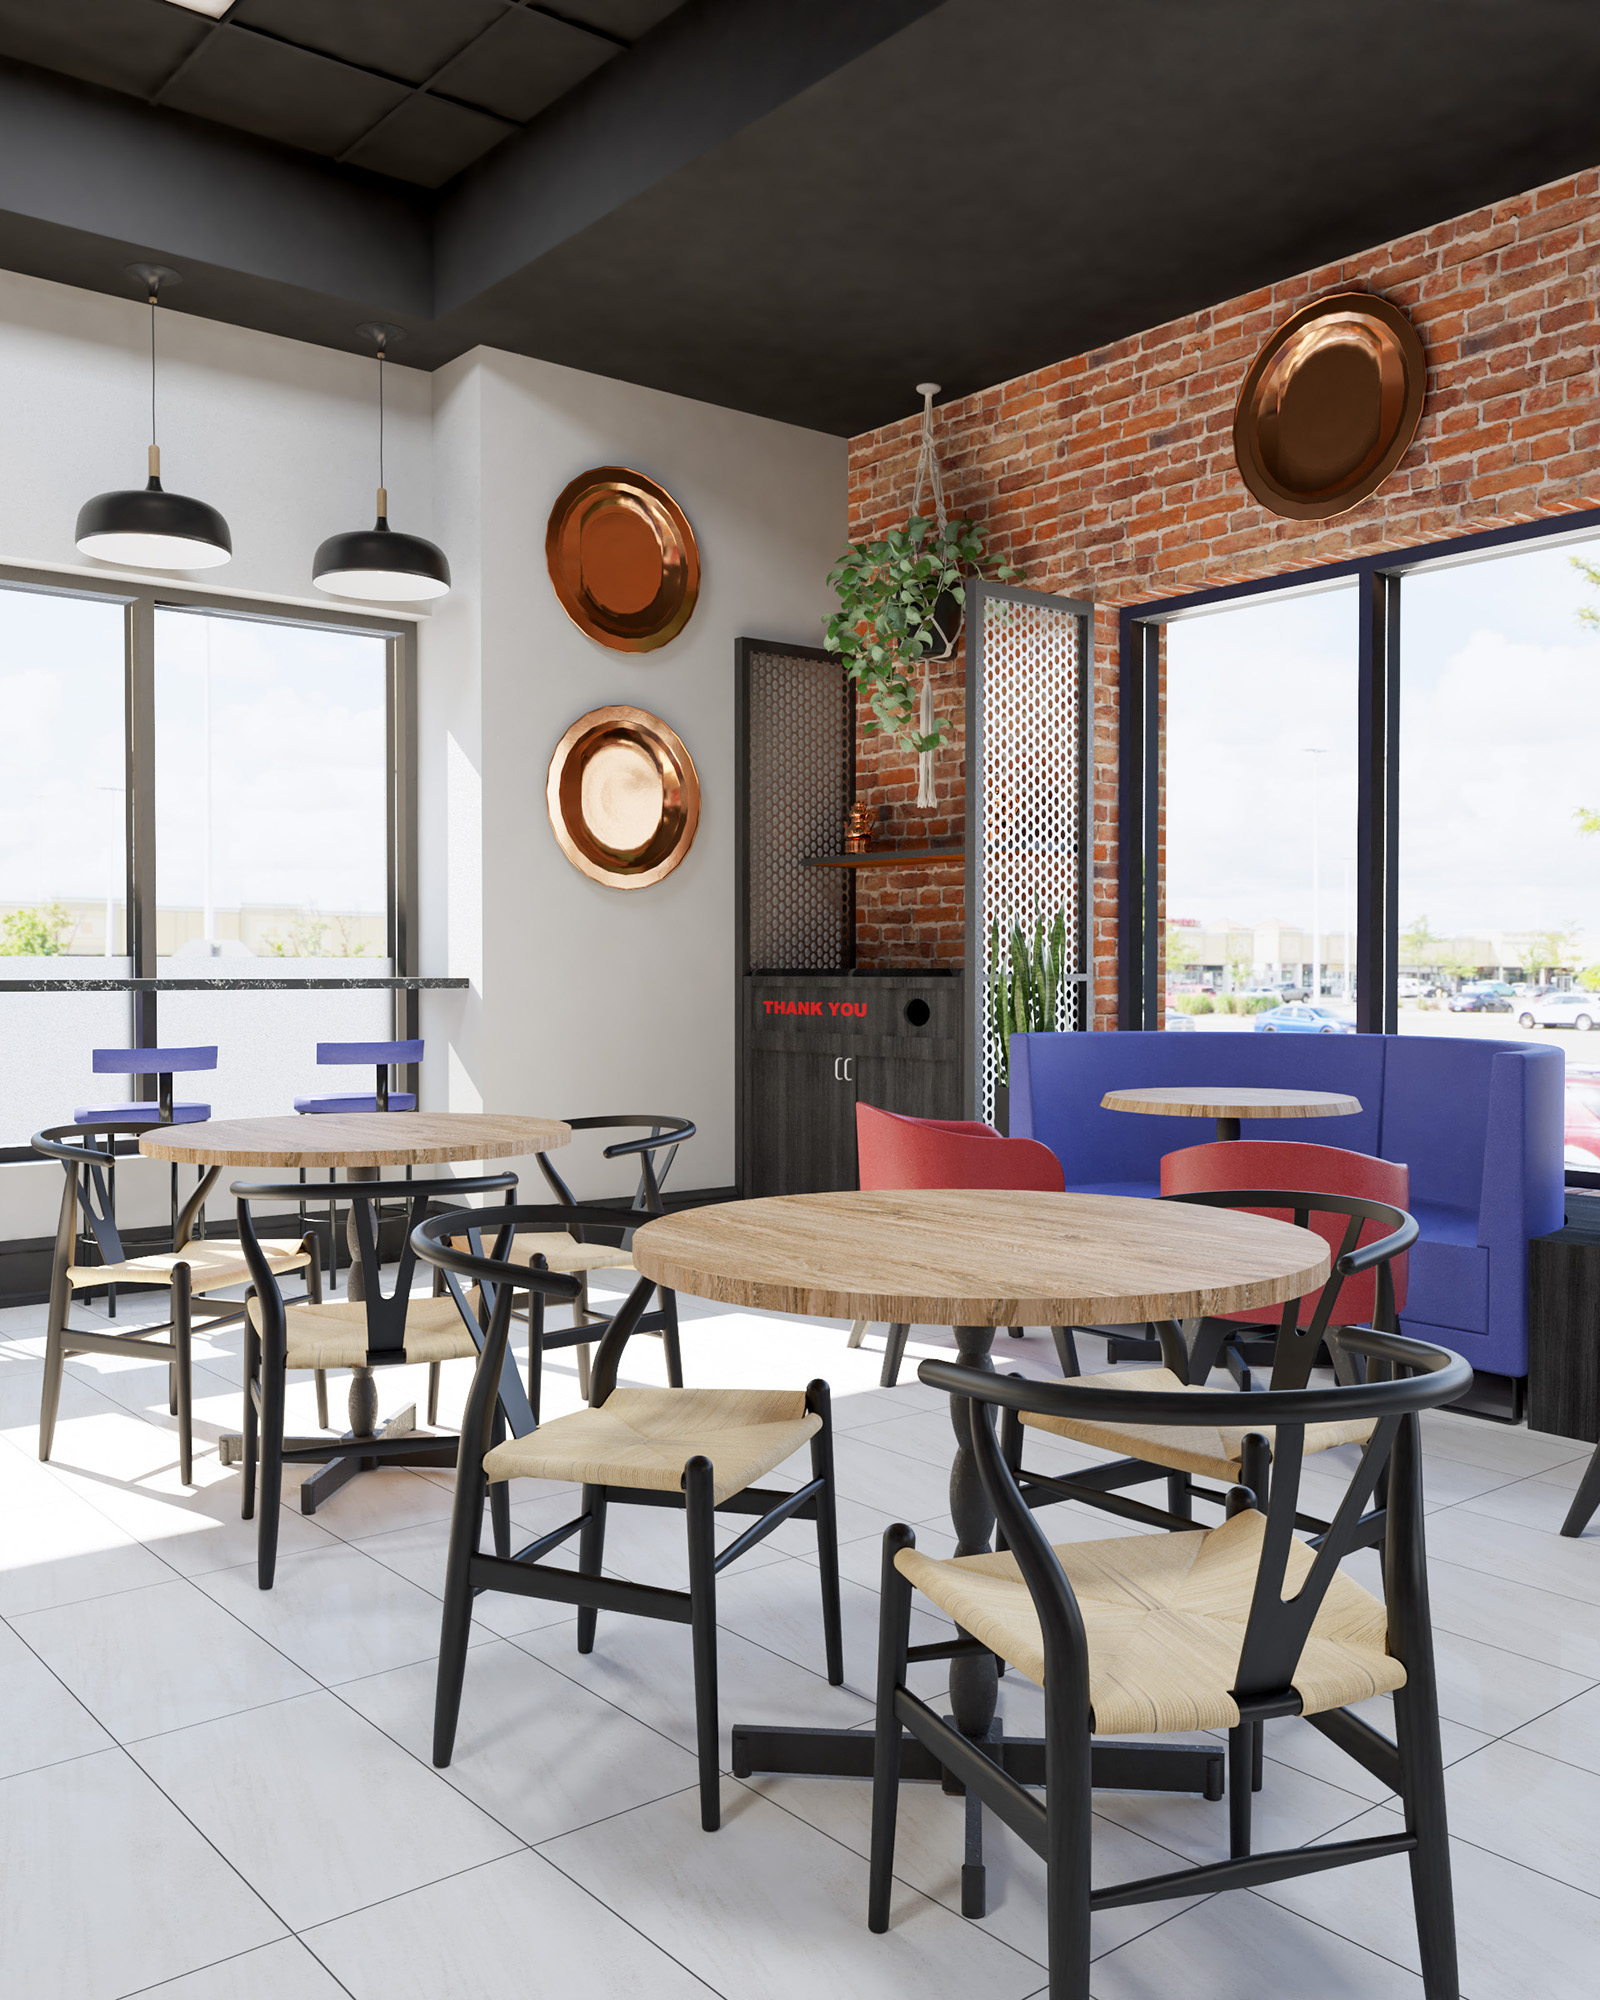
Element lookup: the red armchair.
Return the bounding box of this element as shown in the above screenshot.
[852,1102,1075,1385]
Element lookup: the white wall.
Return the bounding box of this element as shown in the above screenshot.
[0,265,434,1244]
[0,268,845,1241]
[422,349,845,1195]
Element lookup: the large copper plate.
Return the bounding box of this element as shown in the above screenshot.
[546,466,700,651]
[1234,291,1426,520]
[547,704,701,890]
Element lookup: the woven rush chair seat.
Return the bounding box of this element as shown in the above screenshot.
[896,1505,1403,1737]
[67,1240,308,1292]
[1022,1366,1376,1484]
[483,1384,820,1506]
[507,1229,633,1276]
[245,1292,478,1371]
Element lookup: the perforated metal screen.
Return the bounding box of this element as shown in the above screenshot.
[967,585,1093,1121]
[743,644,854,971]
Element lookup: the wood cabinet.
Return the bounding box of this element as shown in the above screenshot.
[740,973,965,1196]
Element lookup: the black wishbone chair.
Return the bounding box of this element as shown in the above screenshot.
[507,1114,696,1399]
[1009,1189,1419,1538]
[871,1333,1469,2000]
[33,1121,313,1485]
[233,1171,516,1588]
[413,1202,844,1834]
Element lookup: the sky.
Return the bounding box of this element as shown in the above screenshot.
[0,587,387,932]
[1166,533,1600,943]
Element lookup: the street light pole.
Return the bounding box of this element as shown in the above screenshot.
[1305,748,1328,1001]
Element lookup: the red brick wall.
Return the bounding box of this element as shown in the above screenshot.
[845,168,1600,1016]
[852,648,965,966]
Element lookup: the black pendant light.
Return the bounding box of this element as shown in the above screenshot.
[75,266,232,571]
[314,323,450,603]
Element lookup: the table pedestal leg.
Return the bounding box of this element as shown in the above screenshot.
[298,1165,421,1515]
[1216,1116,1241,1142]
[948,1325,1000,1916]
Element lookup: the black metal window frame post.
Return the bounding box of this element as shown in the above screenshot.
[1117,504,1600,1037]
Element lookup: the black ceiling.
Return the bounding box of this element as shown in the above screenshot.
[2,0,1600,435]
[0,0,687,188]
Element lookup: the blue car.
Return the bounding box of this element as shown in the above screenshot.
[1254,1003,1357,1035]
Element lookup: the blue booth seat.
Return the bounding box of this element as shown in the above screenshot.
[1009,1030,1564,1385]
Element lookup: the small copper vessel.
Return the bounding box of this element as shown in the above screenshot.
[844,803,877,853]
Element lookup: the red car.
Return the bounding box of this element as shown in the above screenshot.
[1565,1066,1600,1170]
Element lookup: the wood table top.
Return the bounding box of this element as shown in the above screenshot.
[139,1111,570,1169]
[1101,1085,1361,1121]
[631,1189,1329,1326]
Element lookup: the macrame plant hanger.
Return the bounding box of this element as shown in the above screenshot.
[908,381,947,809]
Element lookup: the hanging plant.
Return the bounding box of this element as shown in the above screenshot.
[987,902,1069,1088]
[823,511,1021,759]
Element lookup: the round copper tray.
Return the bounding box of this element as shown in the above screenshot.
[1233,291,1426,520]
[546,704,701,890]
[546,466,700,651]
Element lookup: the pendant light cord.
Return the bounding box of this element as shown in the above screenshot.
[149,289,157,454]
[378,347,386,500]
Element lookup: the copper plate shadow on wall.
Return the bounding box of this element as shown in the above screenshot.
[547,704,701,889]
[546,466,700,650]
[1233,291,1426,520]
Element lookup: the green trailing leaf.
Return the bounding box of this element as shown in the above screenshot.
[824,513,1024,762]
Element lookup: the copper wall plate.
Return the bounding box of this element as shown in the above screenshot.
[1233,291,1426,520]
[547,704,701,890]
[546,466,700,651]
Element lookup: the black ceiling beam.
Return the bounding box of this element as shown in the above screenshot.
[0,60,430,321]
[434,0,945,315]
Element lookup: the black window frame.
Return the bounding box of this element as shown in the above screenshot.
[0,562,421,1154]
[1118,503,1600,1034]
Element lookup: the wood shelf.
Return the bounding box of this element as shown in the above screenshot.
[803,848,965,870]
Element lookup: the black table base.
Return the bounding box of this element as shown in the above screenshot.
[730,1323,1228,1918]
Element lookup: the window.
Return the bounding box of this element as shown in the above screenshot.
[154,609,389,968]
[0,570,413,1155]
[0,585,127,961]
[1399,537,1600,1049]
[1163,586,1358,1029]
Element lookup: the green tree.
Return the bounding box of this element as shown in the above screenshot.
[1527,922,1578,978]
[0,903,73,955]
[1399,914,1438,970]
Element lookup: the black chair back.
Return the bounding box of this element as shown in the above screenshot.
[1157,1187,1417,1391]
[34,1120,217,1273]
[234,1172,516,1366]
[413,1204,657,1455]
[535,1114,696,1231]
[922,1327,1469,1721]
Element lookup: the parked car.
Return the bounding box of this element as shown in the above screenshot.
[1564,1066,1600,1168]
[1518,992,1600,1031]
[1163,1008,1196,1032]
[1448,985,1512,1013]
[1253,1003,1357,1035]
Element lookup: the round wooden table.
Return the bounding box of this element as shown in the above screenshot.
[142,1112,569,1506]
[632,1187,1327,1912]
[1101,1083,1362,1143]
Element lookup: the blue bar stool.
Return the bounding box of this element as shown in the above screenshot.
[293,1039,422,1116]
[75,1045,217,1310]
[76,1043,215,1126]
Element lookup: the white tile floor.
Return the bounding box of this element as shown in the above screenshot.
[3,1279,1600,1999]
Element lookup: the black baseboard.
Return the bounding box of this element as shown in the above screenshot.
[1450,1369,1525,1424]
